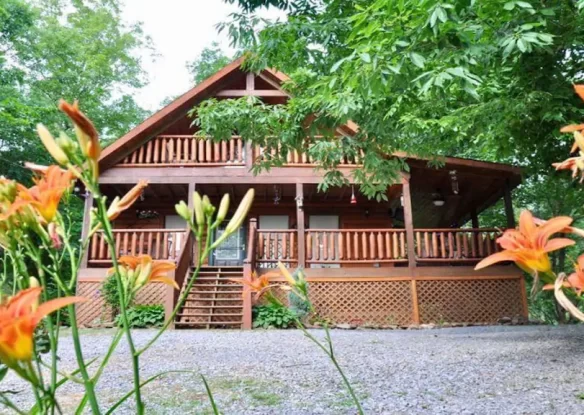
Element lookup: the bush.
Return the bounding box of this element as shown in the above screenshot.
[114,305,165,328]
[102,274,121,314]
[253,304,297,329]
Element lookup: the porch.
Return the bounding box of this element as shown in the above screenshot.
[75,170,526,329]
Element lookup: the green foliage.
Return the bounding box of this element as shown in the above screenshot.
[252,303,297,329]
[205,0,584,203]
[114,305,165,329]
[102,274,121,313]
[0,0,150,184]
[186,41,232,85]
[287,269,311,320]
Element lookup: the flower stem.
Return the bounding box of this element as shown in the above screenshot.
[96,197,144,414]
[137,219,212,356]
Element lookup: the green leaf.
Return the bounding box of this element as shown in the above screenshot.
[504,2,515,10]
[360,53,371,63]
[410,52,425,68]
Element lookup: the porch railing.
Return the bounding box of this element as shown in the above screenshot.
[119,135,245,166]
[414,228,502,262]
[305,229,408,264]
[256,229,298,267]
[88,229,187,264]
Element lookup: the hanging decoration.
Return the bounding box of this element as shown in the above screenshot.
[273,185,281,205]
[350,185,357,205]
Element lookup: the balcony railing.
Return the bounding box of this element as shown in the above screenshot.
[88,229,187,265]
[116,135,362,167]
[414,228,502,262]
[119,135,245,166]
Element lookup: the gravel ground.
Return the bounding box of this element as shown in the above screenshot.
[3,325,584,414]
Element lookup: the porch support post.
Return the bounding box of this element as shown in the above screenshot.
[242,218,257,330]
[471,208,479,228]
[187,182,196,266]
[187,182,196,209]
[296,183,306,269]
[401,175,416,271]
[503,179,515,229]
[79,192,93,269]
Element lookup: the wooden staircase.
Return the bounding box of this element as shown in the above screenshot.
[175,266,245,329]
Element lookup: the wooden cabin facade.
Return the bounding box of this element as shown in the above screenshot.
[76,58,527,328]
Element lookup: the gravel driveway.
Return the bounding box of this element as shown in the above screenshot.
[3,325,584,414]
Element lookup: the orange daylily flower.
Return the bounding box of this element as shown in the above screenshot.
[16,166,74,223]
[0,288,85,364]
[475,210,575,274]
[553,155,584,182]
[560,85,584,152]
[112,255,178,291]
[533,216,584,239]
[59,100,100,161]
[239,273,271,300]
[543,254,584,296]
[107,180,148,221]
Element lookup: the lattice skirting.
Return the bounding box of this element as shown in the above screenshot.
[75,281,166,327]
[256,277,525,326]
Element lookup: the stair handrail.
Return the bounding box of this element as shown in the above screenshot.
[165,227,194,321]
[242,218,258,329]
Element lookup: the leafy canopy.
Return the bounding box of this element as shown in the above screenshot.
[194,0,584,200]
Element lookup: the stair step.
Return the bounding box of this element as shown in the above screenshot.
[175,321,242,326]
[184,297,243,302]
[189,283,241,287]
[178,313,243,317]
[188,290,242,294]
[181,305,242,309]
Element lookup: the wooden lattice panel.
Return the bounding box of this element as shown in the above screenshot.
[134,283,166,305]
[417,278,523,324]
[308,280,414,326]
[76,281,166,327]
[76,282,112,327]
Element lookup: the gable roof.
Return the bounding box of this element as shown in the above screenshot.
[99,58,520,180]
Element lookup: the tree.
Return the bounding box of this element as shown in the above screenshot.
[186,41,231,85]
[0,0,152,183]
[197,0,584,202]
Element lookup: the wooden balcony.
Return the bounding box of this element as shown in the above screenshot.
[88,229,187,265]
[116,135,361,168]
[118,135,245,166]
[415,228,502,263]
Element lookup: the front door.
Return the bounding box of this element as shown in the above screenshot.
[211,223,246,266]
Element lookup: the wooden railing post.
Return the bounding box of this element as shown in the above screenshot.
[166,230,193,328]
[245,141,253,171]
[80,193,93,268]
[503,179,516,229]
[296,183,306,269]
[242,218,257,329]
[401,175,417,272]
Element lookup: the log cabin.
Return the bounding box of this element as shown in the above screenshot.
[76,57,527,328]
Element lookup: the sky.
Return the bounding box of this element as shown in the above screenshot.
[121,0,284,112]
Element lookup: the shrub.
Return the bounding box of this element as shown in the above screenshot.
[253,304,297,329]
[114,305,165,328]
[102,274,121,314]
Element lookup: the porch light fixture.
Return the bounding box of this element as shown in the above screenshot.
[295,195,304,210]
[432,191,446,207]
[350,185,357,205]
[273,185,281,205]
[450,170,459,195]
